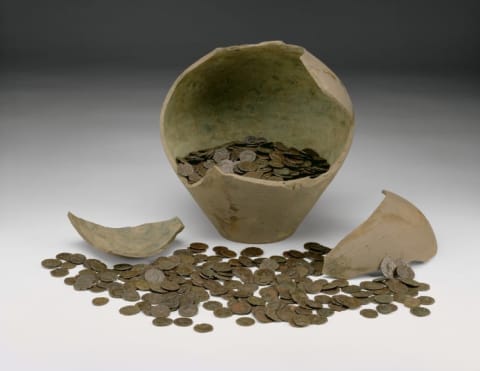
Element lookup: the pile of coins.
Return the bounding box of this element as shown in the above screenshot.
[176,136,330,183]
[42,242,434,333]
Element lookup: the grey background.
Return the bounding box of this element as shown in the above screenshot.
[1,0,479,73]
[1,2,479,371]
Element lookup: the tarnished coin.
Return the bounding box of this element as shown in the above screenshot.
[213,307,233,318]
[418,296,435,305]
[403,296,421,308]
[113,263,133,271]
[178,304,198,317]
[253,269,275,285]
[380,256,396,279]
[63,277,76,286]
[152,317,173,327]
[173,317,193,327]
[41,258,62,269]
[376,303,398,314]
[151,304,171,318]
[360,281,386,291]
[190,242,209,252]
[410,306,431,317]
[194,323,214,333]
[373,294,394,304]
[395,261,415,280]
[240,247,264,257]
[69,253,86,265]
[92,297,109,306]
[177,163,194,176]
[119,305,140,316]
[360,309,378,318]
[56,252,72,261]
[236,317,255,327]
[259,258,279,271]
[229,301,252,315]
[50,268,69,277]
[203,301,223,311]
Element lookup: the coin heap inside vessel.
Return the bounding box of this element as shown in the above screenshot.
[42,244,434,333]
[176,136,330,183]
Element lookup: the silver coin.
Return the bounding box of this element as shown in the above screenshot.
[177,163,194,176]
[144,268,165,284]
[218,159,234,174]
[380,256,396,279]
[213,148,230,163]
[239,150,256,162]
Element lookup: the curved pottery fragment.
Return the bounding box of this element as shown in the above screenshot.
[160,40,354,243]
[323,190,437,279]
[68,212,184,258]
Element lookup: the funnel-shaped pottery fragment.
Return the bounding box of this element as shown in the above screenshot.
[323,190,437,279]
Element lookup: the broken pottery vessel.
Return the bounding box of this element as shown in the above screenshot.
[323,190,438,279]
[160,41,354,243]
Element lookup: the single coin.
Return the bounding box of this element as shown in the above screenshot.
[41,258,62,269]
[360,281,385,290]
[360,309,378,318]
[229,301,252,315]
[61,262,76,269]
[50,268,69,277]
[113,263,133,271]
[63,277,76,286]
[119,305,140,316]
[92,297,109,306]
[213,307,233,318]
[416,282,431,291]
[239,150,256,162]
[194,323,214,333]
[203,301,223,311]
[190,242,209,251]
[151,304,171,318]
[144,268,165,284]
[152,317,173,327]
[56,252,72,261]
[376,303,398,314]
[373,294,394,304]
[410,306,431,317]
[178,304,199,317]
[69,253,86,265]
[240,247,264,257]
[236,317,255,326]
[395,262,415,280]
[403,296,421,308]
[418,296,435,305]
[380,256,396,279]
[174,317,193,327]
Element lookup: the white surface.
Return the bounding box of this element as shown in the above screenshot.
[0,72,479,371]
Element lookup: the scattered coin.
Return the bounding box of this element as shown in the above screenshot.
[119,305,140,316]
[380,256,396,279]
[360,309,378,318]
[418,296,435,305]
[376,303,398,314]
[395,261,415,280]
[410,306,431,317]
[241,247,264,257]
[92,297,109,306]
[50,268,69,277]
[43,244,434,330]
[41,258,62,269]
[152,317,173,327]
[174,317,193,327]
[193,323,214,333]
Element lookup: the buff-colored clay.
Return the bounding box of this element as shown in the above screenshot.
[323,190,437,279]
[68,212,184,258]
[160,41,354,243]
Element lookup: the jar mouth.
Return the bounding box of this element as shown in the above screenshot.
[161,41,354,188]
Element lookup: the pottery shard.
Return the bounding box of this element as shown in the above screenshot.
[68,212,184,258]
[323,190,437,279]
